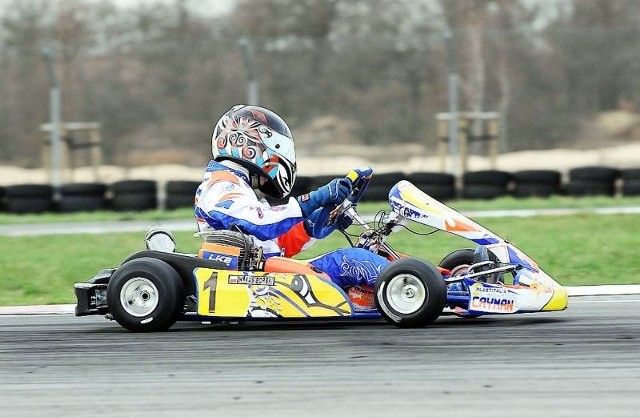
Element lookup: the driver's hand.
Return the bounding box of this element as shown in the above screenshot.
[297,177,352,217]
[303,209,351,239]
[336,214,353,230]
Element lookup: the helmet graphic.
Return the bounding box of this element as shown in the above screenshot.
[211,105,296,198]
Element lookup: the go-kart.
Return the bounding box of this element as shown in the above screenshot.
[74,167,568,332]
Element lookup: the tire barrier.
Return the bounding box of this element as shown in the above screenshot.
[566,166,619,197]
[58,183,107,212]
[111,180,158,211]
[621,168,640,196]
[0,186,5,212]
[407,172,456,201]
[361,172,405,202]
[308,174,339,191]
[462,170,513,200]
[290,175,312,198]
[165,180,200,210]
[2,165,639,215]
[4,184,54,214]
[512,170,562,198]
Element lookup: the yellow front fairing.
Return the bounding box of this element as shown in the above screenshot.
[194,268,352,318]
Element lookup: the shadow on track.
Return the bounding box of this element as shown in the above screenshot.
[74,313,567,334]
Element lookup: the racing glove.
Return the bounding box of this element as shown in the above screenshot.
[303,209,352,239]
[297,177,352,217]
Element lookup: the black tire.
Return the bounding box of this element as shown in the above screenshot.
[361,185,390,202]
[370,171,405,186]
[308,175,339,191]
[568,166,619,182]
[513,183,560,198]
[58,183,107,212]
[374,258,446,328]
[462,184,509,200]
[439,248,475,274]
[61,182,107,195]
[110,181,157,211]
[111,180,157,193]
[463,170,512,186]
[111,194,158,211]
[5,184,53,198]
[408,172,455,186]
[414,183,456,201]
[565,180,615,197]
[106,257,185,332]
[439,248,501,283]
[622,180,640,196]
[290,176,312,197]
[5,197,54,214]
[165,180,199,194]
[0,186,6,211]
[621,168,640,181]
[58,195,107,212]
[165,180,199,210]
[165,194,195,210]
[5,185,54,213]
[513,170,561,186]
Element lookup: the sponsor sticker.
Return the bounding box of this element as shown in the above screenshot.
[469,283,516,313]
[228,275,275,286]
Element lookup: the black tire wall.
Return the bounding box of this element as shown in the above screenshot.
[111,180,158,211]
[566,166,619,197]
[58,183,108,212]
[5,184,54,214]
[512,170,561,198]
[165,180,200,210]
[462,170,512,200]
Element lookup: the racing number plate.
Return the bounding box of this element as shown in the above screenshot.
[193,268,352,318]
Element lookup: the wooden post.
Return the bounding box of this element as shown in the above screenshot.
[487,118,499,169]
[458,116,469,176]
[40,122,102,182]
[436,113,449,172]
[89,127,102,180]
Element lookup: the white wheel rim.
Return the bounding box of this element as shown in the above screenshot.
[386,274,427,314]
[120,277,159,317]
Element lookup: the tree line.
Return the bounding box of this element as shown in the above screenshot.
[1,0,638,166]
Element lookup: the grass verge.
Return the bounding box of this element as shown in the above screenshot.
[1,212,638,306]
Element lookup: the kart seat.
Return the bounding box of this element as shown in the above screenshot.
[263,257,331,281]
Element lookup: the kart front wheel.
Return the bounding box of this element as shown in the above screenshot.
[107,257,185,332]
[439,248,475,277]
[374,258,446,328]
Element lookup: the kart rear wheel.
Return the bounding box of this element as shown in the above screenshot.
[107,257,185,332]
[374,258,446,328]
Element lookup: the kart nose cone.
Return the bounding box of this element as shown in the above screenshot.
[542,288,568,311]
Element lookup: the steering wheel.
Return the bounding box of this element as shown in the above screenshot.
[309,167,373,238]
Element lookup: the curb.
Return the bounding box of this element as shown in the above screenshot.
[565,285,640,296]
[1,285,639,315]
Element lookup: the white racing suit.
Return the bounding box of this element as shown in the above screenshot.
[194,160,389,288]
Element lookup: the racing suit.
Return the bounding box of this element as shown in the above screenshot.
[194,160,390,288]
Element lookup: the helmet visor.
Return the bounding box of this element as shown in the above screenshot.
[261,129,295,165]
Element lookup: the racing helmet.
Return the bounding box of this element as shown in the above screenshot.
[211,105,296,199]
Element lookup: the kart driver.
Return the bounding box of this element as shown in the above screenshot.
[194,104,390,295]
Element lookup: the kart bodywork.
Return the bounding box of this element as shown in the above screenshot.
[74,168,567,331]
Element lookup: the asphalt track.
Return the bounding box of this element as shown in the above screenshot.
[1,296,639,417]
